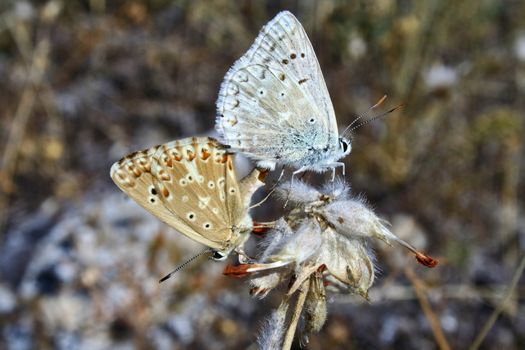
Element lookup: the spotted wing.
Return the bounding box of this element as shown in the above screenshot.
[216,11,338,167]
[110,145,199,244]
[150,137,247,252]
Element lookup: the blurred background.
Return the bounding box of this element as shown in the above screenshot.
[0,0,524,349]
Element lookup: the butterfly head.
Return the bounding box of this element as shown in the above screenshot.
[338,137,352,157]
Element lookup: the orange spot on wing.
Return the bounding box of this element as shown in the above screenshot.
[187,150,196,161]
[201,149,211,160]
[127,165,141,178]
[137,158,150,172]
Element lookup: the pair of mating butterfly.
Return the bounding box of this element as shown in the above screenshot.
[111,11,381,272]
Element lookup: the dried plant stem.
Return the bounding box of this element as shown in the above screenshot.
[282,279,309,350]
[1,88,37,175]
[468,253,525,350]
[0,18,50,235]
[0,67,47,234]
[405,268,451,350]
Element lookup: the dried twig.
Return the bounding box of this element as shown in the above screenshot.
[405,267,451,350]
[0,19,50,234]
[282,278,310,350]
[468,253,525,350]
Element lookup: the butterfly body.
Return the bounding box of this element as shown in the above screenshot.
[110,137,265,258]
[216,11,351,177]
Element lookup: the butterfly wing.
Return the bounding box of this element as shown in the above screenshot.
[216,11,339,168]
[150,137,247,253]
[110,145,196,233]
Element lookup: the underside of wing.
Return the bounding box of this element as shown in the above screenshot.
[151,137,246,252]
[110,146,201,245]
[216,11,338,165]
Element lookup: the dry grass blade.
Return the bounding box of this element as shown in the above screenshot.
[405,267,451,350]
[0,30,50,234]
[282,278,310,350]
[468,253,525,350]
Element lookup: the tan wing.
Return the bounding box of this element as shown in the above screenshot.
[151,137,247,252]
[110,145,198,241]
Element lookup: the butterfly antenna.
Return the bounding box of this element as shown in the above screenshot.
[159,248,212,283]
[249,167,285,210]
[347,103,404,133]
[341,95,388,137]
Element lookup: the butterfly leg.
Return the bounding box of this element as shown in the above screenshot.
[328,162,345,181]
[249,168,285,210]
[283,167,309,208]
[291,166,309,186]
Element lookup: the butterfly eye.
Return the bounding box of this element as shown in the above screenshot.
[339,138,351,154]
[211,251,227,261]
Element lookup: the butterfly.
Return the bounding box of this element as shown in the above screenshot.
[215,11,351,180]
[110,136,266,261]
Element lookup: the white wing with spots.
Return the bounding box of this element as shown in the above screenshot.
[216,11,340,169]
